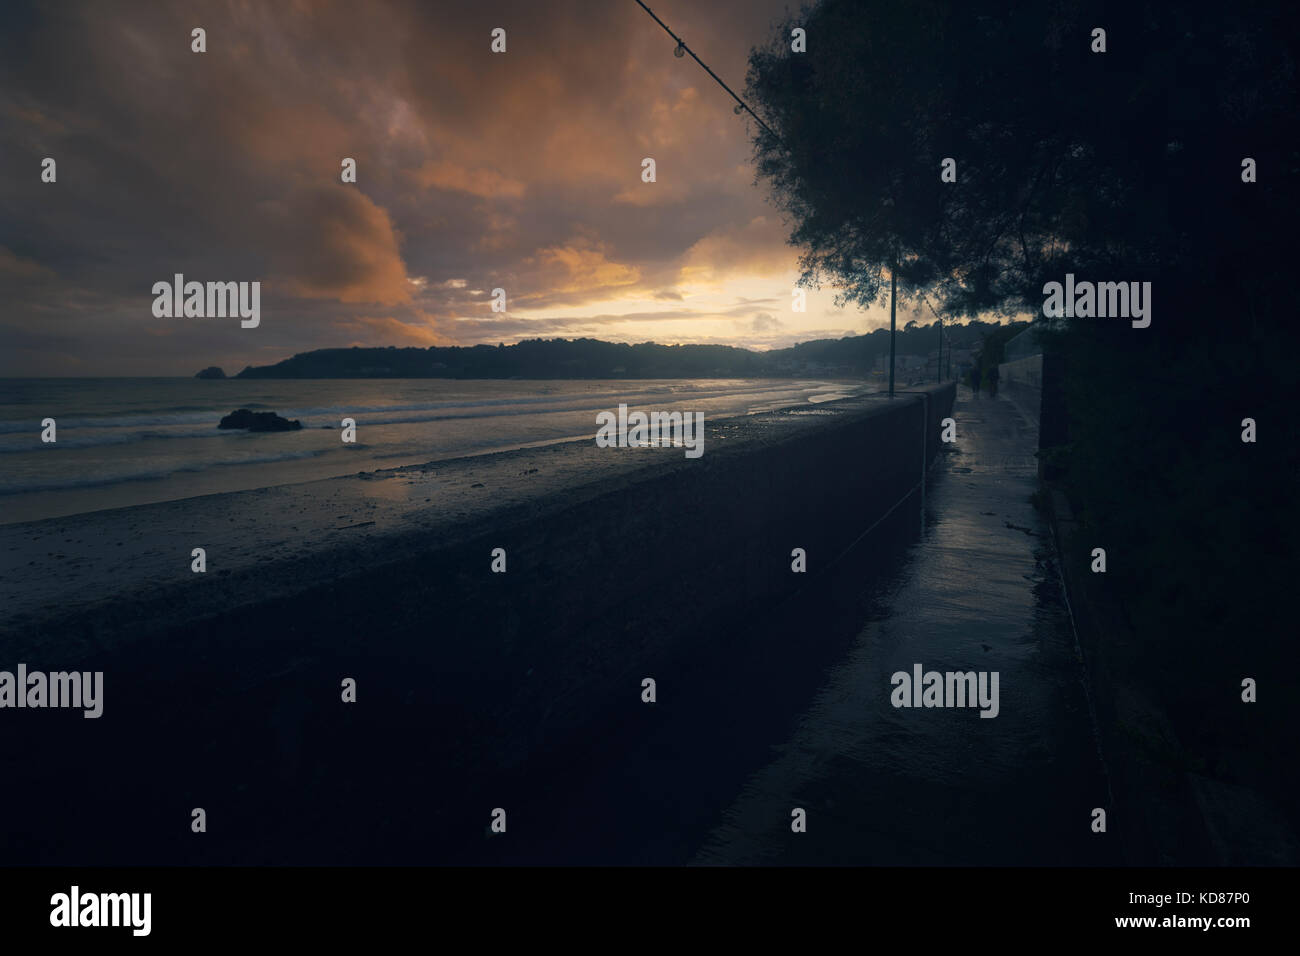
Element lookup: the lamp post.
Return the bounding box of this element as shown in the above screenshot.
[888,256,897,398]
[936,312,942,383]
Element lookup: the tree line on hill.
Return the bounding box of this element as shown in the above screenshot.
[232,321,1015,380]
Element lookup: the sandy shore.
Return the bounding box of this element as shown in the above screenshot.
[2,392,921,655]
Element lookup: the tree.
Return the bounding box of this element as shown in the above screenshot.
[746,0,1300,838]
[746,0,1299,325]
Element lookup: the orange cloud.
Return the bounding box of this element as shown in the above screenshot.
[348,313,448,346]
[679,216,795,284]
[260,185,411,305]
[473,208,523,252]
[524,238,641,300]
[413,160,526,199]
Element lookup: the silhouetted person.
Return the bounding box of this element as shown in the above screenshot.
[988,365,999,397]
[969,367,980,398]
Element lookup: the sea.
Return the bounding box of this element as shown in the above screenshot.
[0,378,870,525]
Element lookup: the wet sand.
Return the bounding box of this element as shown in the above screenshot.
[2,394,899,656]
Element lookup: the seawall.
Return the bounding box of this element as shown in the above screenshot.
[998,353,1043,430]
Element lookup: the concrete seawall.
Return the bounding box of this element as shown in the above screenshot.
[998,353,1043,430]
[4,383,954,863]
[443,382,957,762]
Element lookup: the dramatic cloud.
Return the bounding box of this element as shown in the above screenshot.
[259,185,412,305]
[0,0,899,375]
[412,161,528,200]
[679,216,795,285]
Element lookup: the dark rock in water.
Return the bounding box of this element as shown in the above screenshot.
[195,366,227,379]
[218,408,303,432]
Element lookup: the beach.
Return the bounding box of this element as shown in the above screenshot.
[4,387,914,649]
[1,385,953,863]
[0,378,863,523]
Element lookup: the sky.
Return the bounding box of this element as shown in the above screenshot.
[0,0,939,376]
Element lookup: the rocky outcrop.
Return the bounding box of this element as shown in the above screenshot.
[195,366,226,379]
[218,408,303,431]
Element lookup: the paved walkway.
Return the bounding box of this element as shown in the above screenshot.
[693,390,1117,865]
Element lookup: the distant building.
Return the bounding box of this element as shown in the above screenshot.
[875,354,927,372]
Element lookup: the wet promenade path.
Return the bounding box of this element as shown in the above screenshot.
[462,389,1117,865]
[691,390,1116,865]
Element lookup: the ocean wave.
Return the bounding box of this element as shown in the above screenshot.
[0,383,850,473]
[0,427,236,452]
[0,382,811,435]
[0,386,821,450]
[0,448,332,495]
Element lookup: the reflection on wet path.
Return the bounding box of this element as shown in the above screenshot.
[693,392,1114,865]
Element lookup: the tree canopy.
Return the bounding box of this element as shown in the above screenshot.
[746,0,1299,324]
[746,0,1300,828]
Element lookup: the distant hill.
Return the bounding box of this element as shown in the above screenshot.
[235,322,1023,379]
